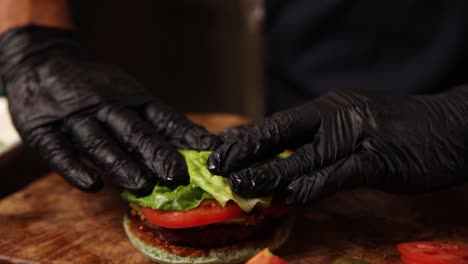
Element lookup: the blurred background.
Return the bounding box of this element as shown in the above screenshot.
[0,0,265,197]
[70,0,265,119]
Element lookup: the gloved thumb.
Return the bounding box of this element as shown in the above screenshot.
[285,152,381,206]
[228,143,320,198]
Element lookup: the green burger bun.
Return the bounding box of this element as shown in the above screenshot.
[123,214,295,264]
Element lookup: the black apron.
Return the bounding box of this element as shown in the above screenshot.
[265,0,468,113]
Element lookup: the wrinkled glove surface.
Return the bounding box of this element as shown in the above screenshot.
[0,25,219,195]
[208,87,468,205]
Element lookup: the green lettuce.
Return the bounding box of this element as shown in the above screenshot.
[182,150,271,212]
[122,184,212,211]
[122,150,289,212]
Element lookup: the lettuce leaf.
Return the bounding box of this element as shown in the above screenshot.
[122,184,212,211]
[182,150,271,212]
[122,150,282,212]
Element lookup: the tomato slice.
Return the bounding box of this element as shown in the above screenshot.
[143,201,244,229]
[400,255,423,264]
[245,248,288,264]
[397,241,468,264]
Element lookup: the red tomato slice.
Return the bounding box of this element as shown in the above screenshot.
[143,201,244,229]
[400,255,422,264]
[397,241,468,264]
[245,248,288,264]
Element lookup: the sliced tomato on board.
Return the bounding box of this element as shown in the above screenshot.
[397,241,468,264]
[143,201,244,229]
[245,248,288,264]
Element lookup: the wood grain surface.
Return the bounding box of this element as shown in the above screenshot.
[1,113,468,264]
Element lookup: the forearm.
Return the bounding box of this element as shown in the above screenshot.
[0,0,73,35]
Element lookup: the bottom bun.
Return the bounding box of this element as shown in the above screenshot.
[123,214,295,264]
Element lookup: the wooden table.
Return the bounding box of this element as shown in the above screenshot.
[1,113,468,264]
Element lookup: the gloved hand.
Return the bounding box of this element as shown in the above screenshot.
[208,87,468,206]
[0,25,219,194]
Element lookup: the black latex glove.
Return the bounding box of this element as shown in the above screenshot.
[0,25,219,194]
[208,87,468,206]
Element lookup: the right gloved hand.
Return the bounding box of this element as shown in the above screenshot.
[208,87,468,206]
[0,25,220,195]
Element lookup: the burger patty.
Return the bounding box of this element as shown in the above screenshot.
[130,213,281,248]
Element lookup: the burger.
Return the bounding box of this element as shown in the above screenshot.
[122,150,295,264]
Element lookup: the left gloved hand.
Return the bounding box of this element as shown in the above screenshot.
[208,87,468,206]
[0,25,220,195]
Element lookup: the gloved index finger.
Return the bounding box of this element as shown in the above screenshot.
[207,109,319,176]
[28,126,102,192]
[143,102,221,150]
[97,106,189,188]
[227,143,316,198]
[65,116,156,195]
[285,151,379,206]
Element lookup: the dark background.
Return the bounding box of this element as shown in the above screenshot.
[1,0,266,198]
[70,0,265,119]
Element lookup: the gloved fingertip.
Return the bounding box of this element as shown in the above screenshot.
[233,165,287,199]
[201,135,222,151]
[129,182,155,197]
[228,168,264,198]
[123,176,156,196]
[181,126,222,150]
[162,167,190,189]
[283,189,297,207]
[70,170,103,193]
[114,166,156,195]
[228,172,242,192]
[207,151,223,175]
[83,180,103,193]
[157,152,190,187]
[284,176,322,206]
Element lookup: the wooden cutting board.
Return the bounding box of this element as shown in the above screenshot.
[1,113,468,264]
